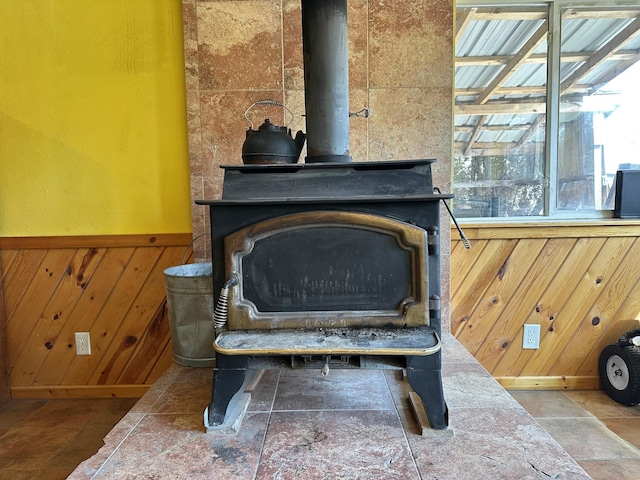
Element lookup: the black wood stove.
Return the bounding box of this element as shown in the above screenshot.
[196,160,451,430]
[195,0,453,431]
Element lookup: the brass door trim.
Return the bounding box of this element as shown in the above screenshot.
[224,211,429,330]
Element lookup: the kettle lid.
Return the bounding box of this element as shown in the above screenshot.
[257,118,288,133]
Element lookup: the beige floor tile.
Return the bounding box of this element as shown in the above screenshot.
[509,390,591,418]
[579,458,640,480]
[564,390,640,418]
[537,417,639,461]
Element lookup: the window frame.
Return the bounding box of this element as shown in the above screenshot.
[454,0,640,222]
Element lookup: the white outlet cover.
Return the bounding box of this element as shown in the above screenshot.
[75,332,92,355]
[522,324,540,349]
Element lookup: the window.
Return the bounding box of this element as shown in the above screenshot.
[454,2,640,219]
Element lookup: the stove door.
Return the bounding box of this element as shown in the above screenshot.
[224,211,429,330]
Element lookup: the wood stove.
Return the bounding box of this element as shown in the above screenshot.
[196,159,451,430]
[195,0,455,432]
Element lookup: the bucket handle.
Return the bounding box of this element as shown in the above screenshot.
[181,232,210,264]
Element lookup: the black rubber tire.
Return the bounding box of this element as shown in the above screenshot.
[618,328,640,347]
[599,343,640,406]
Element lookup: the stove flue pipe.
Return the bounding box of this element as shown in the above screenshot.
[301,0,351,163]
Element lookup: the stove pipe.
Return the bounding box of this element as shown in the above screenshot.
[301,0,352,163]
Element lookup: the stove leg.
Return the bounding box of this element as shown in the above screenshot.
[207,354,248,427]
[405,357,448,429]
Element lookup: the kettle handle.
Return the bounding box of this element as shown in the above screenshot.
[244,99,295,130]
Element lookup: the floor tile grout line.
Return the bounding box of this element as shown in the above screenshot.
[138,407,398,415]
[522,392,640,461]
[90,412,148,480]
[252,369,281,480]
[558,390,640,455]
[382,369,424,480]
[268,407,397,413]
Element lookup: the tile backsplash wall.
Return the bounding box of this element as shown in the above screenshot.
[182,0,453,327]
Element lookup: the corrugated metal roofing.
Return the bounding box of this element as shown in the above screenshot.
[455,5,640,149]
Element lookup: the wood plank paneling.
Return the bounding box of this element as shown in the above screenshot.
[67,247,164,386]
[450,239,489,298]
[550,238,640,376]
[525,236,635,377]
[0,233,193,398]
[0,249,47,315]
[0,261,8,402]
[481,238,577,375]
[452,224,640,389]
[493,237,606,377]
[452,239,518,339]
[12,248,107,386]
[471,238,554,370]
[5,223,639,395]
[36,247,135,386]
[90,246,185,386]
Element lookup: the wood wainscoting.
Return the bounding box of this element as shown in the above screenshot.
[451,221,640,390]
[0,234,194,398]
[4,225,639,397]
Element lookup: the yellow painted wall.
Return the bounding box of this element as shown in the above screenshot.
[0,0,191,236]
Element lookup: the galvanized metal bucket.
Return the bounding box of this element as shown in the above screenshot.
[163,262,215,367]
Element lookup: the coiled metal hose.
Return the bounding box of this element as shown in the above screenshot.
[213,276,238,331]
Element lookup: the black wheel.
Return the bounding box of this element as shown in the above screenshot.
[598,344,640,406]
[618,328,640,347]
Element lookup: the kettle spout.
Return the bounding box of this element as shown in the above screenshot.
[294,130,306,160]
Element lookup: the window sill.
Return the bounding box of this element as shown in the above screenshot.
[451,218,640,240]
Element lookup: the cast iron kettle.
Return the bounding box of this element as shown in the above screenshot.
[242,100,306,165]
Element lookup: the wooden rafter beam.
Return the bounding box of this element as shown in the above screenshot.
[470,8,640,22]
[455,124,532,133]
[587,50,640,95]
[456,8,477,45]
[512,115,545,151]
[455,101,592,116]
[563,9,640,20]
[474,21,548,105]
[456,49,640,66]
[454,143,543,157]
[462,19,549,155]
[463,115,487,156]
[457,86,588,97]
[560,16,640,92]
[457,102,546,116]
[470,9,548,21]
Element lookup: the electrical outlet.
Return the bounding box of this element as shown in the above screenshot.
[75,332,91,355]
[522,324,540,349]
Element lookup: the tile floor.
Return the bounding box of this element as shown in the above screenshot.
[1,344,639,479]
[510,389,640,480]
[65,335,589,479]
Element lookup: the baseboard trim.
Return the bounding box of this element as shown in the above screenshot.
[495,376,601,390]
[10,384,151,399]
